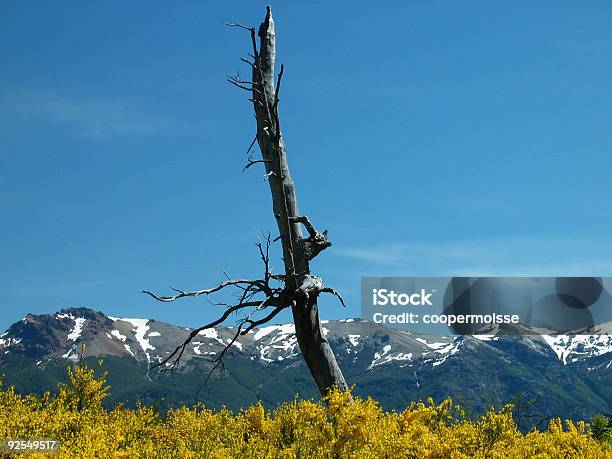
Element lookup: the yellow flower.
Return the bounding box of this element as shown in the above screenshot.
[0,364,610,458]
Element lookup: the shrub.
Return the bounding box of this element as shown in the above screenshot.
[0,363,610,458]
[591,414,612,443]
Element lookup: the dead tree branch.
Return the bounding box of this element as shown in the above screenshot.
[145,7,348,395]
[321,287,347,308]
[248,6,348,394]
[142,278,271,303]
[145,236,291,379]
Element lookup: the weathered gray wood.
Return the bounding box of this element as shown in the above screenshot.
[144,6,349,395]
[252,6,348,395]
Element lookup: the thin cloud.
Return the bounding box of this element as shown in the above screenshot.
[3,279,113,297]
[333,236,612,276]
[1,90,178,138]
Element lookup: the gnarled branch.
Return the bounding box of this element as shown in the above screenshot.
[146,7,349,396]
[142,278,270,303]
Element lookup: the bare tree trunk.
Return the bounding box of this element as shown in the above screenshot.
[252,7,348,395]
[145,6,348,397]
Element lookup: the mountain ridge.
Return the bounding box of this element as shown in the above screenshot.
[1,307,611,425]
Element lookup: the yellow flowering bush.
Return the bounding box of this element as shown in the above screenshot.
[0,362,610,458]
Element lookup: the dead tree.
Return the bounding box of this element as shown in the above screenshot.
[144,6,348,395]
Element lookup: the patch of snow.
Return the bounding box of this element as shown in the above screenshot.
[432,341,462,367]
[124,344,135,357]
[1,336,21,348]
[253,324,295,341]
[274,336,297,352]
[116,318,155,362]
[259,345,272,363]
[197,328,226,346]
[542,335,568,363]
[198,329,218,339]
[368,342,413,369]
[368,344,392,369]
[148,331,161,337]
[192,341,203,355]
[254,324,300,362]
[252,324,300,363]
[388,352,413,364]
[542,334,612,365]
[193,339,227,356]
[110,329,127,342]
[67,318,86,341]
[270,332,291,345]
[348,335,360,347]
[62,346,78,360]
[434,343,457,355]
[415,338,450,350]
[474,335,496,341]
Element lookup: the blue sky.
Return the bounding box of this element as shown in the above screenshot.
[1,1,611,331]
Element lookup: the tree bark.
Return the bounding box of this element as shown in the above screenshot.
[252,6,348,395]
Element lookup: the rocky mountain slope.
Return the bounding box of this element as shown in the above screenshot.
[1,307,611,425]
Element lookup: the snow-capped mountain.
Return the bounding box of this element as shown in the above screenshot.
[1,307,611,424]
[3,307,610,369]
